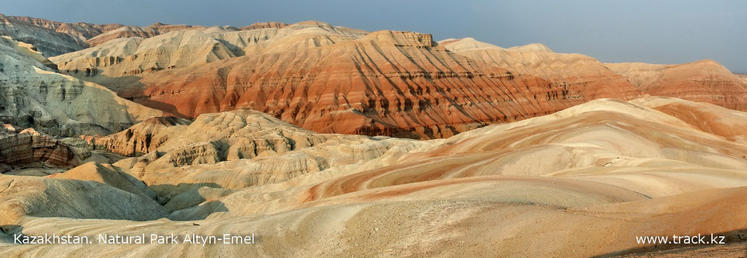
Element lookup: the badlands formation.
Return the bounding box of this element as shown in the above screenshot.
[0,36,162,137]
[47,22,746,138]
[1,97,746,256]
[1,14,746,257]
[50,22,648,138]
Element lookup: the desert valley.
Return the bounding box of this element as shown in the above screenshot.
[0,13,746,257]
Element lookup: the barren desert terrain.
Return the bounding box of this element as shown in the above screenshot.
[1,13,746,257]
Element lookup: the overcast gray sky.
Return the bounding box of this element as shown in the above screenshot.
[2,0,745,72]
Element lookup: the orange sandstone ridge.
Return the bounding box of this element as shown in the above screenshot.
[51,23,644,138]
[5,15,744,139]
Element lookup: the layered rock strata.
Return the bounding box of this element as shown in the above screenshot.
[0,125,84,172]
[0,36,163,137]
[52,23,642,138]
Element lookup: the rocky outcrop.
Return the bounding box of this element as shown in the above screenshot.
[51,22,365,78]
[87,109,334,162]
[605,60,747,111]
[0,36,163,137]
[109,109,428,191]
[110,109,332,165]
[0,125,84,173]
[1,14,88,56]
[83,116,190,156]
[1,15,121,41]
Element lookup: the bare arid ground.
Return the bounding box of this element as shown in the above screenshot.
[2,15,747,257]
[1,97,746,257]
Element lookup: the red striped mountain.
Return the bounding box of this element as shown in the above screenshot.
[52,22,642,138]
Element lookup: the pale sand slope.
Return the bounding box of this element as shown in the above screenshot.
[0,174,167,226]
[1,97,747,256]
[631,96,747,143]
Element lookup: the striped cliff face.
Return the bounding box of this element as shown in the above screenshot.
[51,23,643,139]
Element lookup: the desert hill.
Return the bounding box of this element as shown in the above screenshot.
[0,173,167,226]
[0,36,163,136]
[439,37,636,98]
[1,97,746,256]
[85,22,203,47]
[93,109,431,206]
[50,22,643,138]
[606,60,747,111]
[8,16,744,139]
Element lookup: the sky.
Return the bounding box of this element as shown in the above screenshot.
[2,0,745,72]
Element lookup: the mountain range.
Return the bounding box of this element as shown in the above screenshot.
[4,14,745,139]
